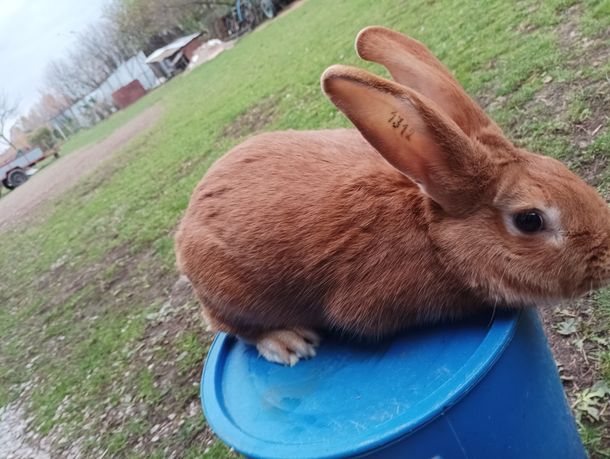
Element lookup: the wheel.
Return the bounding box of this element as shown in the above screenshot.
[238,0,258,29]
[7,169,28,188]
[259,0,276,18]
[2,178,14,190]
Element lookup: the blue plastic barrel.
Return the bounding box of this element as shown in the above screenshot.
[201,308,586,458]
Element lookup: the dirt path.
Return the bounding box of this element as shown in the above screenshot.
[0,403,51,459]
[0,104,163,231]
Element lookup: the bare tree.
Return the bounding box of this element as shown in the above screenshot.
[67,48,111,92]
[45,59,85,103]
[75,21,129,85]
[19,93,67,133]
[37,94,66,121]
[0,92,19,149]
[45,25,121,105]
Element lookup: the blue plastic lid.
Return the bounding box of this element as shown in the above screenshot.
[201,309,520,459]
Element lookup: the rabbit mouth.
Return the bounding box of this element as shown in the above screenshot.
[486,263,610,306]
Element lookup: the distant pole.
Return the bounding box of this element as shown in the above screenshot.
[53,121,68,140]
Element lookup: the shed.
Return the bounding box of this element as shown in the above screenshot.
[145,32,204,79]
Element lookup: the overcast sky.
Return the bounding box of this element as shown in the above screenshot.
[0,0,109,132]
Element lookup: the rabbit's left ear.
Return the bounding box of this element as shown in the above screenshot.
[322,65,492,216]
[355,26,502,139]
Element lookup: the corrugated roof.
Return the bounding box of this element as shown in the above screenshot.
[145,32,202,64]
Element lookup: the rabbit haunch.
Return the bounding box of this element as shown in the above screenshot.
[176,26,610,366]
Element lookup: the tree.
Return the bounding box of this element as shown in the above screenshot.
[36,94,69,124]
[69,21,131,93]
[45,59,86,104]
[43,16,143,111]
[44,21,126,106]
[28,126,57,151]
[104,0,232,53]
[0,92,19,149]
[18,93,67,136]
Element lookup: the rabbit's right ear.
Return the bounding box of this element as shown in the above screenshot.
[322,65,492,216]
[355,26,502,139]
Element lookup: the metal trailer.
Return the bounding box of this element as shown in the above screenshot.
[0,147,46,190]
[224,0,288,38]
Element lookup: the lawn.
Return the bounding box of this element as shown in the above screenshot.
[1,0,609,457]
[58,89,165,157]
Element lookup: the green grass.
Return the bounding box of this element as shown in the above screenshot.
[57,89,165,156]
[1,0,609,457]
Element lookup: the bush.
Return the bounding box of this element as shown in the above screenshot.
[28,126,56,151]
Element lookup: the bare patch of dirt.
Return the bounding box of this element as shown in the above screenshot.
[573,103,609,153]
[0,402,51,459]
[221,97,279,139]
[522,76,609,161]
[540,300,604,392]
[559,5,610,71]
[539,298,610,456]
[0,104,164,232]
[574,156,609,192]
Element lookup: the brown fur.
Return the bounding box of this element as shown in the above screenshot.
[176,27,610,343]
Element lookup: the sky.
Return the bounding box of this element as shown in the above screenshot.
[0,0,109,134]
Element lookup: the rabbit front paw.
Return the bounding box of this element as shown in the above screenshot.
[256,328,321,366]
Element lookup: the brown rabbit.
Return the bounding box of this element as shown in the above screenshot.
[176,26,610,365]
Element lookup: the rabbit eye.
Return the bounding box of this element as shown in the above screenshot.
[513,211,544,233]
